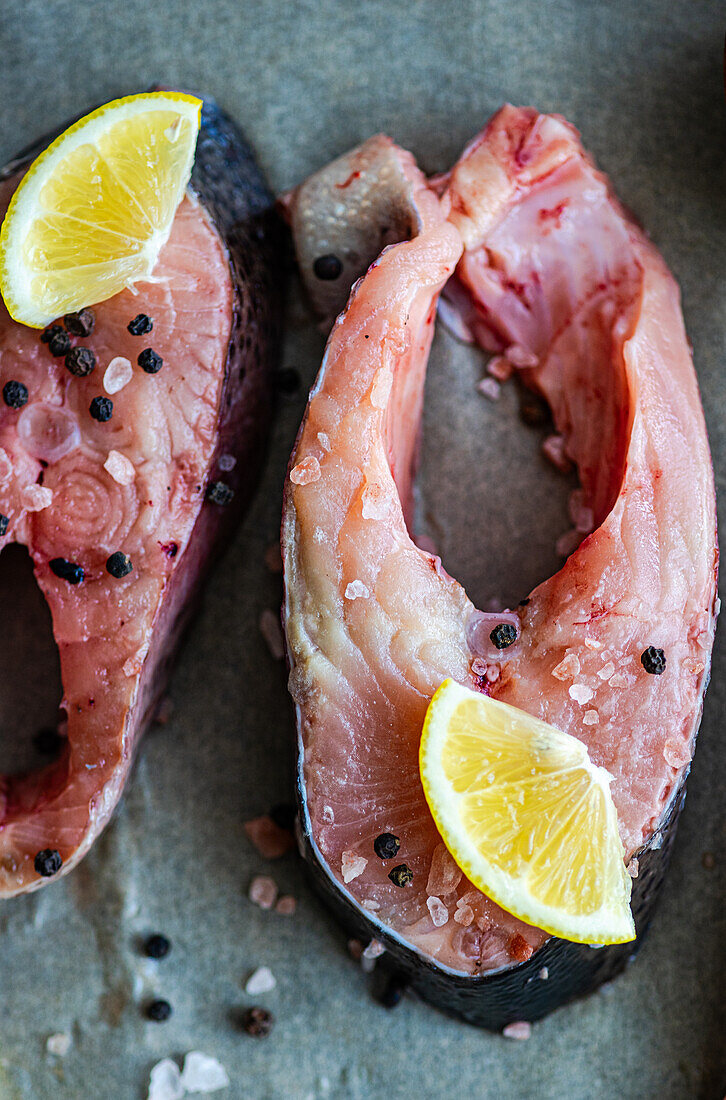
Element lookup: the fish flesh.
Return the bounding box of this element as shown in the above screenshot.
[281,107,717,1026]
[0,95,281,895]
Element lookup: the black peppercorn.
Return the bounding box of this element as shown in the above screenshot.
[641,646,666,675]
[48,330,71,357]
[143,933,171,959]
[313,254,343,280]
[127,313,153,336]
[106,551,133,578]
[3,380,28,408]
[388,863,414,888]
[34,848,62,877]
[138,348,163,374]
[374,832,400,860]
[242,1006,275,1038]
[65,346,97,377]
[490,622,518,649]
[41,323,64,344]
[64,308,95,337]
[49,557,84,584]
[89,396,113,422]
[0,514,7,537]
[206,480,234,505]
[146,999,172,1022]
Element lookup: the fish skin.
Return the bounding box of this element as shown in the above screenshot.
[0,95,281,895]
[282,107,717,1026]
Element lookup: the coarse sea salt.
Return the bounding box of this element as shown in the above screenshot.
[259,609,284,660]
[427,896,449,927]
[569,683,594,705]
[245,966,276,995]
[103,356,133,394]
[341,850,367,883]
[582,709,599,726]
[104,449,135,485]
[289,456,321,485]
[503,1021,532,1041]
[345,580,370,600]
[46,1032,71,1056]
[147,1059,184,1100]
[249,875,278,910]
[180,1051,230,1093]
[552,653,580,680]
[20,484,53,512]
[477,377,501,401]
[598,661,616,681]
[362,939,385,960]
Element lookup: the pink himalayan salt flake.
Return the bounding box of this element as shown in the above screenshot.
[552,653,580,680]
[317,431,331,452]
[244,815,294,859]
[275,894,297,915]
[264,541,282,573]
[20,484,53,512]
[584,637,603,651]
[609,672,628,689]
[362,939,385,960]
[104,449,135,485]
[556,527,581,558]
[245,966,276,995]
[583,709,599,726]
[683,657,705,675]
[341,850,367,883]
[370,367,393,408]
[453,904,474,926]
[426,843,462,896]
[0,448,12,482]
[103,356,133,394]
[503,1021,532,1041]
[506,344,538,368]
[344,579,370,600]
[249,875,278,910]
[487,355,513,381]
[289,456,321,485]
[361,898,380,911]
[485,664,500,683]
[663,738,691,768]
[598,661,616,681]
[542,433,573,473]
[219,453,236,472]
[477,377,501,401]
[427,896,449,927]
[259,609,284,660]
[569,682,594,705]
[627,857,639,879]
[471,657,488,677]
[361,481,390,521]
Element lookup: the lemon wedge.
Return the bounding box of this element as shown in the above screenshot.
[0,91,202,327]
[419,679,635,945]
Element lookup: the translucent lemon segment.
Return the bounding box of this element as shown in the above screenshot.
[419,679,635,945]
[0,92,201,326]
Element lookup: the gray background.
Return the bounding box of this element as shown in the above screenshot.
[0,1,724,1097]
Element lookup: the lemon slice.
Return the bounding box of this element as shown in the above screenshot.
[419,679,635,945]
[0,91,202,327]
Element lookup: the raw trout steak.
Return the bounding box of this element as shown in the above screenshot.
[0,96,281,895]
[281,107,717,1027]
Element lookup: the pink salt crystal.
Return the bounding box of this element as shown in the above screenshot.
[104,449,136,486]
[542,433,572,473]
[453,904,474,926]
[20,484,53,512]
[598,661,616,681]
[370,367,393,408]
[609,672,628,689]
[505,344,538,369]
[275,895,297,916]
[289,456,321,485]
[582,709,599,726]
[341,850,367,883]
[344,579,370,600]
[362,939,385,960]
[426,843,462,896]
[503,1021,532,1041]
[123,654,144,677]
[471,657,488,677]
[556,528,581,558]
[0,448,12,482]
[627,858,639,879]
[485,664,500,683]
[663,738,691,768]
[259,609,284,660]
[477,377,501,401]
[263,541,282,573]
[569,683,594,705]
[244,815,294,859]
[683,657,705,675]
[584,637,603,651]
[249,875,278,910]
[427,896,449,927]
[103,356,133,394]
[552,653,580,680]
[487,355,513,381]
[361,898,380,911]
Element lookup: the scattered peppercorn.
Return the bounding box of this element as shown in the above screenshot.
[374,832,401,860]
[242,1006,275,1038]
[65,346,97,377]
[64,307,95,337]
[313,254,342,280]
[388,863,414,888]
[146,999,172,1022]
[41,323,64,344]
[0,514,7,537]
[34,848,62,877]
[641,646,666,675]
[275,367,301,395]
[48,330,71,357]
[33,727,63,755]
[144,933,171,959]
[490,622,518,649]
[206,480,234,505]
[377,975,407,1009]
[50,557,84,584]
[270,802,296,832]
[127,313,153,336]
[89,396,113,422]
[138,348,163,374]
[106,551,133,578]
[3,380,28,408]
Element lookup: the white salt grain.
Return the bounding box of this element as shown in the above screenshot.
[245,966,276,995]
[569,683,594,705]
[275,895,297,915]
[180,1051,230,1093]
[477,377,501,401]
[538,967,549,980]
[552,653,580,680]
[249,875,278,910]
[503,1021,532,1041]
[259,609,284,660]
[20,484,53,512]
[362,939,385,960]
[46,1032,71,1056]
[345,579,370,600]
[147,1059,184,1100]
[104,449,136,485]
[427,896,449,927]
[341,850,367,883]
[583,709,599,726]
[103,356,133,394]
